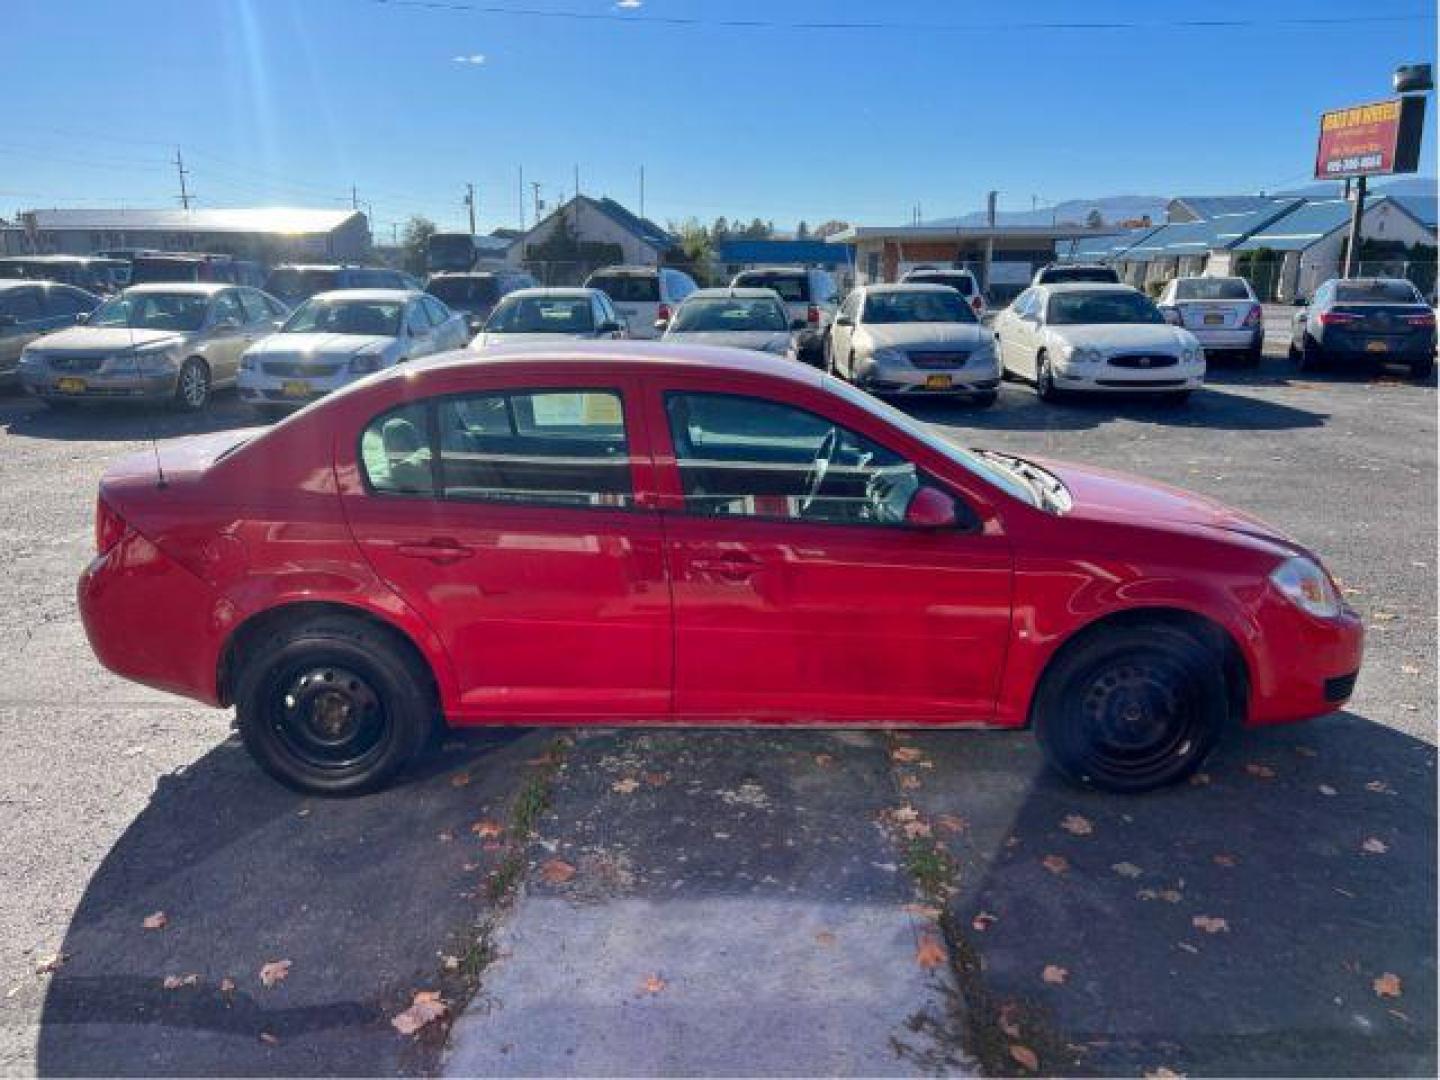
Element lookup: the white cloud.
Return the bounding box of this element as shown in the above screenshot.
[615,1,643,9]
[451,54,486,65]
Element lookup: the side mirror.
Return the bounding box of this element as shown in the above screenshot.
[835,314,854,327]
[789,318,807,331]
[271,318,285,330]
[652,318,669,333]
[1159,306,1183,326]
[905,485,959,529]
[75,312,89,325]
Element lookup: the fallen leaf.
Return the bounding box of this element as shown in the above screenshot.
[540,858,576,884]
[1009,1044,1039,1071]
[1373,972,1402,999]
[1111,861,1143,879]
[1138,888,1183,903]
[1318,784,1338,796]
[1176,942,1199,955]
[901,820,932,839]
[1212,853,1237,868]
[1372,611,1399,622]
[1245,763,1276,779]
[891,746,924,763]
[1361,837,1389,855]
[903,903,942,920]
[1192,915,1229,934]
[998,1001,1022,1038]
[259,1032,280,1046]
[220,976,236,994]
[1401,663,1420,675]
[440,954,461,972]
[899,774,922,790]
[259,960,291,988]
[890,805,920,823]
[640,973,667,994]
[436,830,454,843]
[971,911,999,932]
[450,773,471,788]
[33,953,68,975]
[163,973,199,990]
[471,820,503,839]
[915,934,947,969]
[611,778,640,794]
[1041,854,1069,875]
[142,911,168,931]
[1143,1068,1184,1079]
[936,814,967,834]
[1042,964,1068,985]
[1365,780,1393,794]
[813,753,835,768]
[391,990,448,1035]
[1060,813,1093,836]
[1189,772,1212,787]
[644,772,668,787]
[814,930,837,947]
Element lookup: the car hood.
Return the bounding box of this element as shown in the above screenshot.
[1032,455,1297,548]
[472,331,589,349]
[32,327,189,353]
[860,323,991,350]
[665,330,791,351]
[1045,324,1192,352]
[246,332,395,356]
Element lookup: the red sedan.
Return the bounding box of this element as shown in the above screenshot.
[79,344,1363,795]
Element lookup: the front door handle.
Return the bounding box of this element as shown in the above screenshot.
[691,554,763,581]
[395,537,474,564]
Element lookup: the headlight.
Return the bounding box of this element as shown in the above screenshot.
[240,354,256,371]
[19,349,43,369]
[134,343,180,374]
[349,348,388,373]
[1182,345,1204,364]
[1269,556,1341,618]
[1062,343,1104,364]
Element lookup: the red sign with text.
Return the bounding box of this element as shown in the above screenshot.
[1314,97,1425,180]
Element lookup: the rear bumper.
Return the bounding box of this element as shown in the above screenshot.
[1190,327,1262,351]
[78,529,225,706]
[1316,328,1436,360]
[1246,596,1365,726]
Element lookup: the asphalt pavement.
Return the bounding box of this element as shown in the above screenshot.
[0,318,1433,1076]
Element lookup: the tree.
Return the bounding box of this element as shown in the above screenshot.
[1084,209,1105,229]
[743,217,770,239]
[670,217,714,265]
[711,216,730,243]
[796,220,810,239]
[813,220,851,239]
[400,215,437,276]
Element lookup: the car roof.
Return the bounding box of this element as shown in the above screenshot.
[1172,274,1244,281]
[735,266,811,276]
[410,341,823,384]
[308,288,418,302]
[123,282,232,296]
[588,265,662,277]
[863,282,960,294]
[1035,282,1138,294]
[904,267,975,276]
[270,263,347,272]
[686,287,784,300]
[502,287,599,300]
[0,278,38,290]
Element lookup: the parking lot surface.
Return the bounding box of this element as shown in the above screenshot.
[0,322,1433,1076]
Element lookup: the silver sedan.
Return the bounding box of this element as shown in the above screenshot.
[659,288,804,360]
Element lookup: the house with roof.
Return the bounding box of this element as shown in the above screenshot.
[507,195,676,283]
[1165,195,1289,223]
[0,206,371,261]
[1231,195,1435,301]
[1110,201,1304,288]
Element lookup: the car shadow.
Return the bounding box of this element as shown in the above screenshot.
[35,727,547,1077]
[902,711,1437,1076]
[0,390,265,443]
[899,381,1328,434]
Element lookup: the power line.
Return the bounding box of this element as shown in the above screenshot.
[370,0,1432,33]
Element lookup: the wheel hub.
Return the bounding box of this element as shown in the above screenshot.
[274,665,384,769]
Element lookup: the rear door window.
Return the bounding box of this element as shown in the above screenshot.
[734,272,809,302]
[590,274,659,303]
[1335,280,1423,303]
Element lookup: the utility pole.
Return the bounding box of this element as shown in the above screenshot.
[1343,176,1367,277]
[639,165,645,220]
[465,183,477,235]
[391,223,399,246]
[530,181,543,225]
[173,148,192,210]
[351,184,359,210]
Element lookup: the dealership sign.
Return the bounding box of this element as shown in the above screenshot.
[1314,96,1426,180]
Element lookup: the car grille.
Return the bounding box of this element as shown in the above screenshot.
[47,354,107,373]
[1095,378,1186,387]
[262,360,344,377]
[1109,353,1178,369]
[1324,671,1358,703]
[907,350,969,369]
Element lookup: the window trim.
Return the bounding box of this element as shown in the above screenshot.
[357,386,644,513]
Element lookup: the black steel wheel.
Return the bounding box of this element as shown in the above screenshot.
[235,614,436,795]
[1033,623,1228,793]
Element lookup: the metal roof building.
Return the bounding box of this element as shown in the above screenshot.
[716,238,855,268]
[1166,195,1289,223]
[1,206,371,261]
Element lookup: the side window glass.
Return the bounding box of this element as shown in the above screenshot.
[209,291,244,327]
[360,403,434,495]
[236,290,270,323]
[422,296,449,324]
[407,302,433,334]
[44,289,89,318]
[437,390,631,508]
[1,289,43,322]
[665,392,918,525]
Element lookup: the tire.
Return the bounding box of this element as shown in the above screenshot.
[1158,390,1192,407]
[970,390,998,408]
[1243,344,1264,367]
[234,615,437,795]
[1033,623,1228,793]
[1409,354,1435,380]
[1035,351,1060,402]
[1296,335,1323,373]
[172,357,211,411]
[43,398,79,411]
[795,330,825,369]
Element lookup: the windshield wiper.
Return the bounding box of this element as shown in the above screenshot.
[977,450,1070,512]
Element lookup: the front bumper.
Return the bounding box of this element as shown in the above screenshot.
[1053,357,1206,391]
[1246,594,1365,726]
[858,353,1003,396]
[238,370,356,407]
[22,369,177,401]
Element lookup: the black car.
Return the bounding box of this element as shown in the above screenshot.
[1290,277,1435,379]
[425,270,536,332]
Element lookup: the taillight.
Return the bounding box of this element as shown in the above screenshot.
[1242,304,1262,328]
[657,303,672,323]
[95,496,128,554]
[1318,310,1359,326]
[1405,311,1436,327]
[971,296,984,313]
[807,303,820,325]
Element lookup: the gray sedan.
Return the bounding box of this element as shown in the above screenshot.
[19,283,289,410]
[659,287,804,360]
[1,279,101,386]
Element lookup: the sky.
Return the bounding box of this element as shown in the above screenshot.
[6,0,1436,241]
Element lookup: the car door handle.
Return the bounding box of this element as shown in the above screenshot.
[691,554,763,581]
[395,538,474,564]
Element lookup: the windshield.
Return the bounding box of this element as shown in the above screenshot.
[1335,280,1424,303]
[282,298,403,336]
[906,273,976,296]
[1047,290,1165,325]
[864,290,977,324]
[734,272,809,302]
[89,291,209,331]
[130,259,203,284]
[588,274,658,303]
[1174,278,1251,301]
[1043,266,1119,284]
[486,295,594,334]
[427,276,500,305]
[822,376,1038,507]
[671,297,788,332]
[264,268,338,303]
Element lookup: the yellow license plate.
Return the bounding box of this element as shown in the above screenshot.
[924,374,953,390]
[1365,340,1388,353]
[1203,312,1224,325]
[55,377,87,394]
[282,380,311,398]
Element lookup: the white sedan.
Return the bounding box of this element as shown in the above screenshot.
[1157,276,1264,365]
[994,283,1205,404]
[469,288,626,351]
[239,289,468,414]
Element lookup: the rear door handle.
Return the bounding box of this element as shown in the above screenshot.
[691,554,763,581]
[395,537,474,564]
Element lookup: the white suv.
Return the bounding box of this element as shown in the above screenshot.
[901,266,986,318]
[584,265,697,340]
